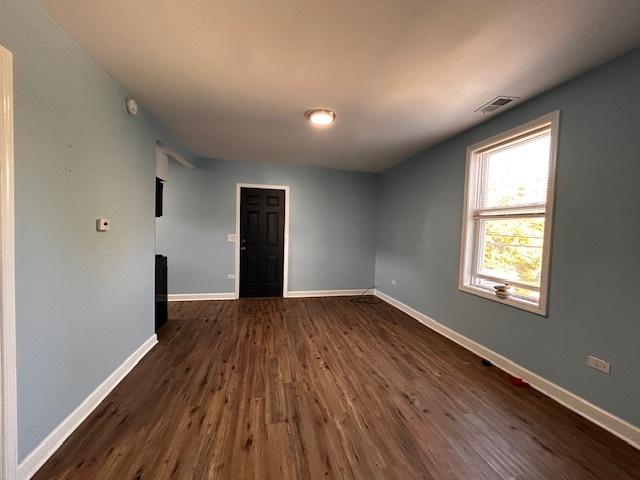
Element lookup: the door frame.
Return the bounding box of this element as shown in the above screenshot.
[234,183,289,299]
[0,44,18,480]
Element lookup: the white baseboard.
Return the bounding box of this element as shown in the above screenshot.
[285,289,373,298]
[17,335,158,480]
[168,292,235,302]
[374,289,640,450]
[169,290,373,301]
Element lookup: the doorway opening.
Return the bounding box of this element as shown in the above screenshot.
[235,184,289,298]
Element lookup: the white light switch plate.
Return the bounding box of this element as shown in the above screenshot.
[227,234,237,242]
[227,274,236,280]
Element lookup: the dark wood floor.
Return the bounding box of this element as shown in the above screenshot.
[34,297,640,479]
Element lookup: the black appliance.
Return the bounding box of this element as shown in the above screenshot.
[155,254,168,331]
[156,177,164,217]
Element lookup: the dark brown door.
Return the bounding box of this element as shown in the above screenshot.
[240,187,285,297]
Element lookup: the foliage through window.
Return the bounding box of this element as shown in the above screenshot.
[459,112,558,315]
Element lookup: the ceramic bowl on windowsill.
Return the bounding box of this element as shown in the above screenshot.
[493,284,513,299]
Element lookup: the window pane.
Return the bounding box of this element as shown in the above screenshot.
[479,131,551,209]
[513,286,539,301]
[478,217,545,287]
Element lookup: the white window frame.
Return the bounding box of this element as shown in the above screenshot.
[458,111,559,315]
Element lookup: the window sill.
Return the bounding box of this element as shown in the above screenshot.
[458,284,547,316]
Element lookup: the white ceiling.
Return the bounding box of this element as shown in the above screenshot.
[40,0,640,172]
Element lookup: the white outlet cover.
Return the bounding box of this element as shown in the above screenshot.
[227,274,236,280]
[587,355,611,374]
[227,234,237,242]
[96,218,111,231]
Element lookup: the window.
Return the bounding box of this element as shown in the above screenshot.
[459,112,558,315]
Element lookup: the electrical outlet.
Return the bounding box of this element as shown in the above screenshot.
[391,278,397,285]
[227,274,236,280]
[227,234,236,242]
[587,355,610,374]
[96,218,111,232]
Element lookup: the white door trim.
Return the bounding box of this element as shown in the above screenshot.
[0,44,18,480]
[235,183,290,299]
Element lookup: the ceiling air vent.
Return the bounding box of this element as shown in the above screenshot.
[475,96,519,114]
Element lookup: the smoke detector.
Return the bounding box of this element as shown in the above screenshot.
[125,97,138,115]
[475,96,519,114]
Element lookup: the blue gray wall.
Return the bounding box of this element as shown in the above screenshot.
[1,0,195,459]
[375,49,640,426]
[3,0,639,463]
[156,159,377,293]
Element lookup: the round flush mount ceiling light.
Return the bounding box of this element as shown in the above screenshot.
[305,109,336,127]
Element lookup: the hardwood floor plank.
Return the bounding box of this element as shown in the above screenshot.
[32,297,640,479]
